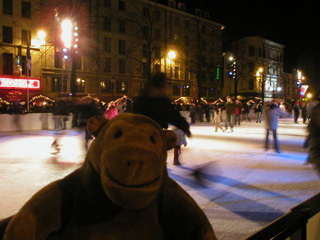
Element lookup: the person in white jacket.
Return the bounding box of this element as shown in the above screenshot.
[264,102,287,153]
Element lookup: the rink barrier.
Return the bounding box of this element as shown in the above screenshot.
[245,192,320,240]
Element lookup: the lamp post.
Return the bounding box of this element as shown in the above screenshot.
[167,50,176,95]
[167,50,176,79]
[61,19,72,95]
[256,67,264,103]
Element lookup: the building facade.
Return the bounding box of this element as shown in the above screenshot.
[0,0,224,104]
[0,0,42,101]
[227,36,285,102]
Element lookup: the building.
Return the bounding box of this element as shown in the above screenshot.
[0,0,224,105]
[226,36,285,102]
[0,0,42,102]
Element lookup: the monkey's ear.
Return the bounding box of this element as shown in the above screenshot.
[87,116,108,137]
[163,130,177,150]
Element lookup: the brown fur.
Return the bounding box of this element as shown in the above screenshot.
[3,113,216,240]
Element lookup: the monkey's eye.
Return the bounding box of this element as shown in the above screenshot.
[150,136,156,144]
[114,130,122,139]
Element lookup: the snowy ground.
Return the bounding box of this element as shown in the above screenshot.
[1,118,319,239]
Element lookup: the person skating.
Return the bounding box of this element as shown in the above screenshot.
[213,108,224,132]
[224,96,235,132]
[133,72,191,137]
[172,127,187,166]
[264,102,287,153]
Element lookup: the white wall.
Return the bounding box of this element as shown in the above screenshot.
[0,113,72,132]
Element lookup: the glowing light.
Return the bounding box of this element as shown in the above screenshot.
[168,50,176,59]
[61,19,73,48]
[307,93,312,98]
[37,30,46,40]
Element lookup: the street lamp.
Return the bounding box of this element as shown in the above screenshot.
[167,50,176,80]
[256,67,264,103]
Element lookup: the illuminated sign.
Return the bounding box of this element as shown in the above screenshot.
[300,85,309,97]
[0,77,40,89]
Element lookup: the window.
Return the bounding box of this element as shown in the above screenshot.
[154,64,160,73]
[202,40,206,50]
[76,78,85,92]
[195,9,202,17]
[116,81,127,94]
[155,29,161,40]
[201,24,206,33]
[143,44,148,58]
[185,20,189,29]
[3,26,13,43]
[182,85,190,96]
[119,20,126,33]
[103,37,111,52]
[203,11,210,19]
[155,11,161,21]
[208,88,215,98]
[201,55,206,67]
[21,1,31,18]
[172,85,180,96]
[185,36,189,46]
[248,46,254,56]
[3,53,13,75]
[249,78,254,90]
[21,29,31,46]
[119,40,126,54]
[142,27,149,38]
[143,7,149,17]
[119,59,125,73]
[119,0,126,10]
[100,80,113,93]
[174,67,179,79]
[3,0,13,15]
[154,46,161,59]
[174,17,179,26]
[173,33,179,41]
[54,51,62,68]
[248,62,254,73]
[21,55,27,75]
[104,58,111,72]
[73,55,82,70]
[142,62,148,77]
[185,70,190,80]
[103,17,111,31]
[51,77,61,92]
[169,0,175,8]
[103,0,111,7]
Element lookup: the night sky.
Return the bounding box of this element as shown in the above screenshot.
[183,0,319,77]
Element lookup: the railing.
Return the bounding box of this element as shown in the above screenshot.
[245,193,320,240]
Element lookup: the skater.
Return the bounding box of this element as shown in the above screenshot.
[264,102,287,153]
[224,96,235,132]
[104,101,118,120]
[213,108,224,132]
[172,127,187,166]
[133,72,191,137]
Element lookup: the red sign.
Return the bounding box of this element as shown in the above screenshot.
[300,85,309,97]
[0,77,40,89]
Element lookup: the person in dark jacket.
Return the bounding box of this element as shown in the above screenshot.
[72,100,103,150]
[133,72,191,137]
[224,96,235,132]
[254,100,263,123]
[234,99,243,127]
[304,103,320,169]
[293,102,300,123]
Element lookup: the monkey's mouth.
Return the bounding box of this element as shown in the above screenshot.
[105,169,160,188]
